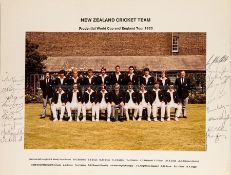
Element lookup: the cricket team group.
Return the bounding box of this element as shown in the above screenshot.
[40,65,191,122]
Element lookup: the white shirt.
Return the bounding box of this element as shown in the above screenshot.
[128,73,134,81]
[153,89,160,103]
[88,76,93,84]
[73,77,78,83]
[58,93,62,104]
[100,92,107,105]
[60,78,64,85]
[162,79,165,86]
[181,77,184,84]
[141,92,146,104]
[116,74,120,81]
[86,90,94,104]
[100,74,107,84]
[71,91,78,104]
[128,91,134,104]
[144,75,151,84]
[170,91,174,104]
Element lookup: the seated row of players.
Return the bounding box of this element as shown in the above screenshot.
[50,82,182,122]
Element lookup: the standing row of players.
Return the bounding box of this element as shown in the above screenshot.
[40,66,191,122]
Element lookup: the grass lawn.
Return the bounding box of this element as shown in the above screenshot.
[24,103,206,151]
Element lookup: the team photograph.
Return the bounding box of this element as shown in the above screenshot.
[25,32,206,150]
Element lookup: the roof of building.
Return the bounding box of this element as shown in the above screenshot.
[44,55,205,72]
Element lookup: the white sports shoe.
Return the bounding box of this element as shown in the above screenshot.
[92,118,95,122]
[138,117,141,121]
[59,119,63,122]
[68,117,72,122]
[160,118,164,122]
[53,118,58,122]
[76,117,80,122]
[147,117,151,121]
[175,117,179,121]
[167,117,170,121]
[107,118,110,122]
[154,118,158,121]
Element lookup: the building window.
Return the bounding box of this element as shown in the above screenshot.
[172,36,179,53]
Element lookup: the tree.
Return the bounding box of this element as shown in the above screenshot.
[25,39,47,87]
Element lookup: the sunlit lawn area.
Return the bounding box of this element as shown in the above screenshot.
[25,103,205,151]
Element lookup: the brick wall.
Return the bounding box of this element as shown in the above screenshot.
[26,32,206,57]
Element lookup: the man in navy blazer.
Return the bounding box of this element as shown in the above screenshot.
[174,70,191,118]
[40,71,53,118]
[140,68,155,91]
[110,65,124,86]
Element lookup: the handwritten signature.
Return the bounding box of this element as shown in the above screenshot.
[0,72,24,143]
[206,55,230,144]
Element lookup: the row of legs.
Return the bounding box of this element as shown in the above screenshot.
[50,102,183,122]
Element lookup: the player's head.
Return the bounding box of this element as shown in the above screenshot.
[115,65,120,73]
[45,71,50,78]
[59,70,65,78]
[128,82,133,91]
[154,81,160,89]
[87,69,93,77]
[128,66,134,74]
[101,67,106,74]
[143,68,150,76]
[180,70,186,78]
